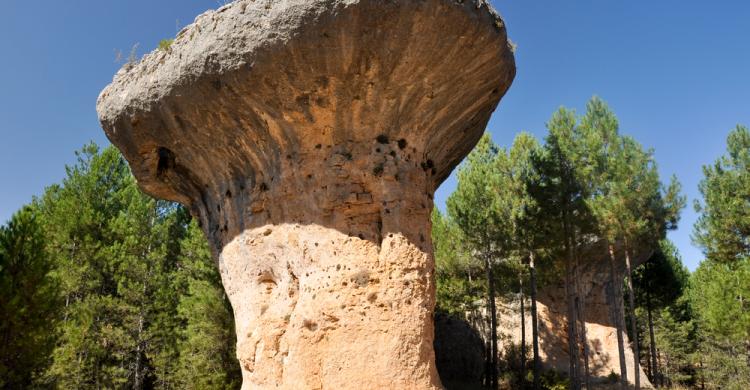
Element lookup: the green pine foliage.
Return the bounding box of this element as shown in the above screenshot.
[694,125,750,264]
[688,125,750,389]
[173,221,241,389]
[0,206,59,388]
[0,143,239,389]
[632,240,694,387]
[688,260,750,389]
[432,208,483,318]
[434,97,690,389]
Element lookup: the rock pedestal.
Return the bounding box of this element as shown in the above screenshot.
[97,0,515,388]
[219,146,441,388]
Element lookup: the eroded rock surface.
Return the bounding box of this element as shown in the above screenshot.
[97,0,515,388]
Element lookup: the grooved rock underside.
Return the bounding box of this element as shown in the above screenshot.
[97,0,515,388]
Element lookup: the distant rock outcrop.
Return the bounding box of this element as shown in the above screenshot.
[497,241,653,388]
[97,0,515,388]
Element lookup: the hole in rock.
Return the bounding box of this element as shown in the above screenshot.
[303,319,318,331]
[352,270,370,287]
[156,147,176,177]
[376,134,389,144]
[397,138,408,149]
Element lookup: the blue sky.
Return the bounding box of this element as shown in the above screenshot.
[1,1,749,271]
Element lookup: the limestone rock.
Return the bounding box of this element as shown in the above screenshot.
[97,0,515,388]
[497,241,654,388]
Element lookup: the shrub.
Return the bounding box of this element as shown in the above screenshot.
[158,39,174,52]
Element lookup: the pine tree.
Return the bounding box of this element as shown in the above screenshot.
[652,301,696,387]
[689,259,750,389]
[691,124,750,389]
[632,240,690,384]
[36,144,201,388]
[0,206,59,388]
[575,97,631,389]
[532,108,594,389]
[432,208,483,318]
[694,125,750,265]
[173,221,241,390]
[40,144,136,388]
[570,97,684,389]
[508,132,546,390]
[447,133,516,389]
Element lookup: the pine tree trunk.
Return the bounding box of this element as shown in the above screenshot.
[134,313,145,390]
[520,275,526,382]
[485,340,492,388]
[624,243,641,390]
[484,282,492,388]
[572,235,590,389]
[657,348,663,387]
[576,296,591,390]
[530,252,541,390]
[567,261,579,390]
[647,295,658,385]
[563,214,580,390]
[609,243,629,389]
[485,255,499,389]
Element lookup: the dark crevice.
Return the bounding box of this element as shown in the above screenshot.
[156,147,176,178]
[376,216,383,245]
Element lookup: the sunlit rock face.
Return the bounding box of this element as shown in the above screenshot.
[497,241,653,388]
[97,0,515,388]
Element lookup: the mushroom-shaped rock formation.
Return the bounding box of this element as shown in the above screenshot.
[97,0,515,388]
